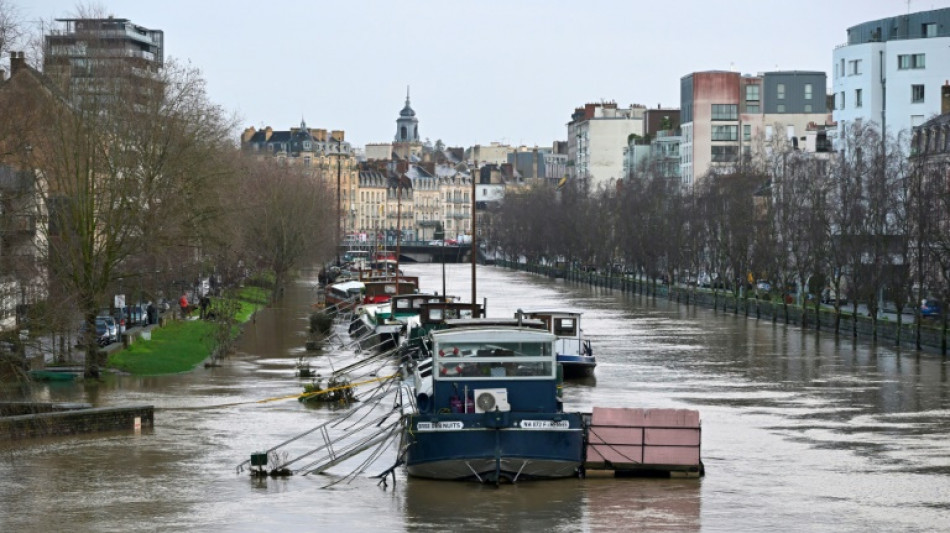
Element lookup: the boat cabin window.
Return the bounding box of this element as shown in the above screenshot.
[343,251,369,262]
[553,318,576,336]
[394,298,412,311]
[435,341,553,379]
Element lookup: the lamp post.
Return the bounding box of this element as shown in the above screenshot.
[471,161,477,311]
[336,137,342,266]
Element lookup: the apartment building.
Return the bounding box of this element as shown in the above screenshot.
[507,146,567,186]
[44,17,163,106]
[680,70,828,187]
[567,102,645,188]
[240,122,360,236]
[465,142,514,166]
[833,7,950,143]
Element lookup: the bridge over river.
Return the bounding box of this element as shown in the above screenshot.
[339,241,490,264]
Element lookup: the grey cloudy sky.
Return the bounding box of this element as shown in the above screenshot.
[19,0,950,148]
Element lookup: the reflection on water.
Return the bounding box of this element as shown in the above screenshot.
[0,264,949,531]
[403,478,585,532]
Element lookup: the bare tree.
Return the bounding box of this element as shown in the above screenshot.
[0,0,23,74]
[233,157,335,301]
[0,43,235,374]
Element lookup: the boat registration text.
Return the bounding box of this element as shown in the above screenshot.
[519,420,570,429]
[416,421,464,431]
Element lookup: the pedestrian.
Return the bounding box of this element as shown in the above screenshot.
[146,302,157,325]
[199,295,210,319]
[179,293,189,319]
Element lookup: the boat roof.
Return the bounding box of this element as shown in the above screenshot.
[432,323,556,343]
[519,309,584,317]
[442,318,548,329]
[330,280,364,291]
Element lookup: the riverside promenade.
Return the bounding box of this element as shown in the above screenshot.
[496,259,949,354]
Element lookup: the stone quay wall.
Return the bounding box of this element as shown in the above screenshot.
[0,404,154,440]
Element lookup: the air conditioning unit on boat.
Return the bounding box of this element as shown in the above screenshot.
[474,388,510,413]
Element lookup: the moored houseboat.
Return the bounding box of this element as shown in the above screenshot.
[519,310,595,379]
[402,320,585,482]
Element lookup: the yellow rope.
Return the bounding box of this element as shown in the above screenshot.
[255,374,398,404]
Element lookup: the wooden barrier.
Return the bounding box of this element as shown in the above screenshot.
[585,407,704,477]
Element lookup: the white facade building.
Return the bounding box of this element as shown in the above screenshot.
[832,7,950,144]
[567,103,644,189]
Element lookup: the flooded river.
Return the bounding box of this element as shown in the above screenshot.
[2,263,949,532]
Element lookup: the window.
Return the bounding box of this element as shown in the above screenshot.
[848,59,862,75]
[711,146,738,162]
[746,104,760,113]
[777,104,786,113]
[839,91,845,110]
[777,83,786,100]
[712,125,738,141]
[711,104,737,120]
[923,23,937,37]
[804,83,813,100]
[912,84,925,103]
[743,124,751,141]
[839,58,845,78]
[745,85,760,101]
[553,318,576,336]
[805,104,813,112]
[855,88,863,108]
[898,53,926,69]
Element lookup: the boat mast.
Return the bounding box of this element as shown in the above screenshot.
[471,161,477,312]
[395,172,402,288]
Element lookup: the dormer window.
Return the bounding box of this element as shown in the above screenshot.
[303,141,312,150]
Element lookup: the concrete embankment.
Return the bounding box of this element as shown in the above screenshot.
[497,260,948,354]
[0,403,154,440]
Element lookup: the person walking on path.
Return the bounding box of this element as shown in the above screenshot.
[199,295,210,319]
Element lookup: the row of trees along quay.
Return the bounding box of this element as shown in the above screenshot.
[493,122,950,354]
[0,8,336,377]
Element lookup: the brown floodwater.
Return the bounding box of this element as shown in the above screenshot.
[1,263,949,532]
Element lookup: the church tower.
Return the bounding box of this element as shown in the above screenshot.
[393,87,422,159]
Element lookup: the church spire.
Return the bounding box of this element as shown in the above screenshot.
[395,88,419,143]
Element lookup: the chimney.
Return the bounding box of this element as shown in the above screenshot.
[943,80,950,115]
[10,51,25,75]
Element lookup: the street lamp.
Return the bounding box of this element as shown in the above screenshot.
[336,137,342,266]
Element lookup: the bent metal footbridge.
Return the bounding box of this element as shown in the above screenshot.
[338,242,489,264]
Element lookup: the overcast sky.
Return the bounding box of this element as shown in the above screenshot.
[18,0,950,148]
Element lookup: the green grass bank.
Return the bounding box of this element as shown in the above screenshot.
[107,286,270,376]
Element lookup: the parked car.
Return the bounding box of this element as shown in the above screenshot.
[95,316,118,344]
[756,280,772,292]
[921,298,941,318]
[78,319,111,347]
